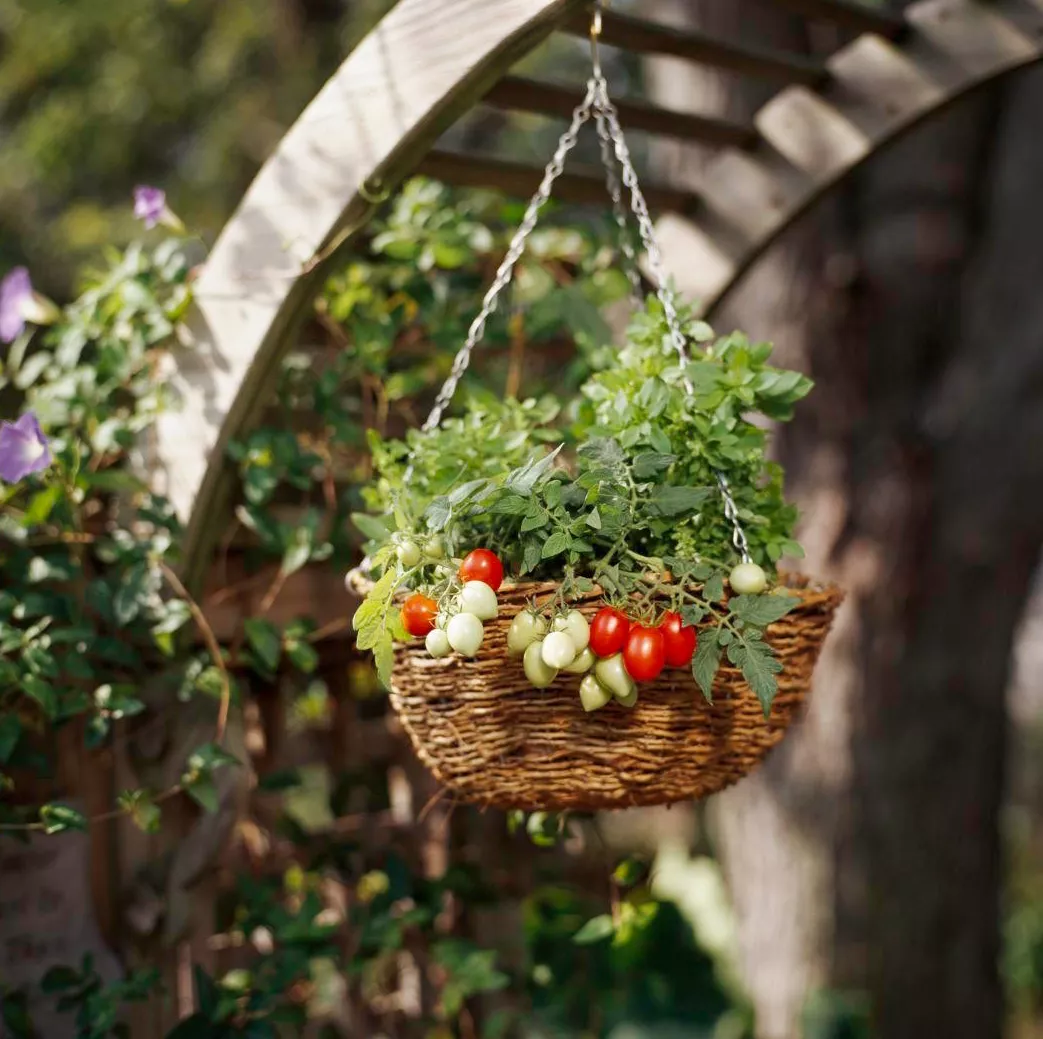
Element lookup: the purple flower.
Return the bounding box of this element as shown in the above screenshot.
[0,412,52,484]
[0,267,33,343]
[134,185,167,229]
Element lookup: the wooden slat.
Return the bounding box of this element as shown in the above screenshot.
[483,75,758,148]
[768,0,906,36]
[562,8,827,85]
[417,149,700,213]
[661,0,1043,314]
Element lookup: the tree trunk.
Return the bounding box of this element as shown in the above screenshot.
[649,2,1043,1036]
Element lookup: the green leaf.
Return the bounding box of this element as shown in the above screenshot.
[41,966,81,993]
[22,486,63,527]
[703,574,725,603]
[117,790,162,833]
[632,452,676,479]
[281,527,313,577]
[22,674,57,718]
[541,531,569,559]
[184,774,219,814]
[39,803,88,834]
[572,914,615,945]
[729,593,800,627]
[728,637,783,716]
[692,634,722,703]
[351,513,391,542]
[113,563,149,626]
[0,714,22,764]
[285,638,319,674]
[244,618,281,673]
[648,486,712,517]
[585,507,602,530]
[373,635,395,690]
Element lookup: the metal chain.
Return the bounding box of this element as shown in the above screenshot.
[416,80,597,440]
[591,71,752,562]
[594,105,644,305]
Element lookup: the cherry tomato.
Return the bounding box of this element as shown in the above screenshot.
[459,549,504,592]
[623,625,666,683]
[729,562,768,595]
[660,611,697,668]
[401,594,437,638]
[589,607,631,658]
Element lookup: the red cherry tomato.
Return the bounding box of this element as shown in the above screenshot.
[458,549,504,592]
[660,611,697,668]
[589,607,631,658]
[401,594,438,637]
[623,625,666,683]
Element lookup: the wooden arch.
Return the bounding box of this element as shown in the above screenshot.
[157,0,1043,592]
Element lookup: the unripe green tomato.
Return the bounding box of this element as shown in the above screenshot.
[729,562,768,595]
[397,539,421,568]
[460,580,498,621]
[446,613,484,657]
[554,610,590,653]
[524,642,559,688]
[426,536,446,560]
[507,612,548,658]
[595,654,637,701]
[425,629,451,659]
[616,686,639,709]
[579,674,613,713]
[563,646,596,674]
[542,630,577,670]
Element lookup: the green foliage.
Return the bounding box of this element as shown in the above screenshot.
[354,295,811,708]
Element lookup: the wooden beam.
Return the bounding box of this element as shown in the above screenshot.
[767,0,906,36]
[483,75,758,148]
[416,149,701,213]
[562,8,827,85]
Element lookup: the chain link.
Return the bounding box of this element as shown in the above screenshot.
[416,80,596,440]
[594,105,643,305]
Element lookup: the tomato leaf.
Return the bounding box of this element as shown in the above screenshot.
[691,633,722,703]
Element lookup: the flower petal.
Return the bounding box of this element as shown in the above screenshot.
[0,267,32,344]
[0,412,52,484]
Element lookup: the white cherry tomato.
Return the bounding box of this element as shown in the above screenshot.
[564,647,596,674]
[524,642,558,688]
[447,613,484,657]
[554,610,590,653]
[541,631,577,670]
[729,563,768,595]
[507,612,548,658]
[460,581,498,621]
[397,540,421,568]
[425,629,451,659]
[579,674,613,713]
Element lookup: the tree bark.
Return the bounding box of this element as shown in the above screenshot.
[649,2,1043,1036]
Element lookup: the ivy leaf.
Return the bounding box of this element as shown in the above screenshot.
[39,803,87,834]
[243,618,281,673]
[648,486,712,517]
[728,637,783,716]
[692,633,722,703]
[572,915,615,945]
[729,593,800,627]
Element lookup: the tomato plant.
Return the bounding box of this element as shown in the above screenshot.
[402,594,438,637]
[590,607,631,658]
[459,549,504,592]
[623,625,666,683]
[660,612,697,668]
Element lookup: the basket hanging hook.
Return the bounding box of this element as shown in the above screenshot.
[590,1,604,76]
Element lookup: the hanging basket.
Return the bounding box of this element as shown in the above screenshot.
[351,571,842,811]
[348,16,843,812]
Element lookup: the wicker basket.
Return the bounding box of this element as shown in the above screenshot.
[355,573,843,811]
